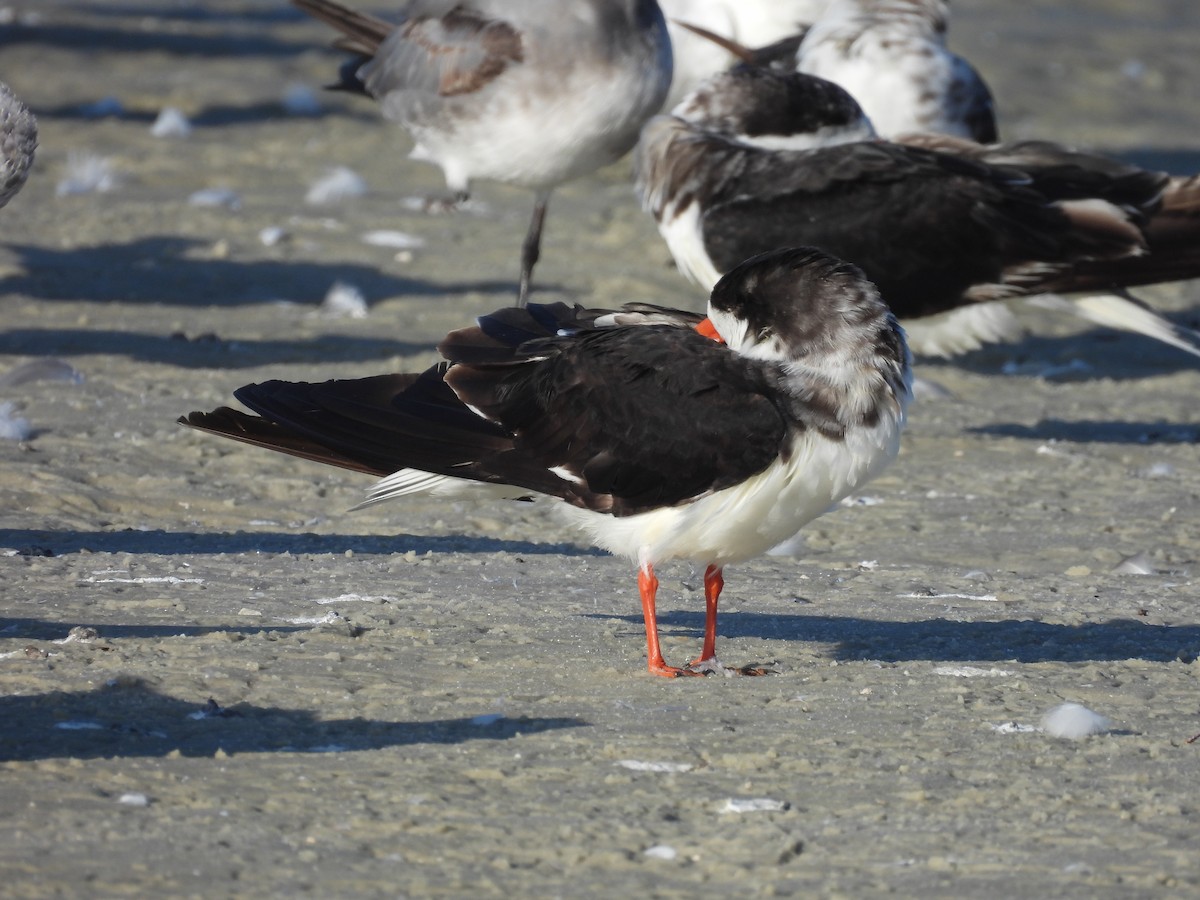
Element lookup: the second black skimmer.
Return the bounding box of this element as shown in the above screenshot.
[181,247,912,676]
[291,0,673,304]
[636,65,1200,360]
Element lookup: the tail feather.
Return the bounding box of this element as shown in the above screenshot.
[1161,174,1200,216]
[1027,290,1200,361]
[999,172,1200,296]
[179,407,387,476]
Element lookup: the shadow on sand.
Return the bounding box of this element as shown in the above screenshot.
[0,680,586,761]
[0,527,603,559]
[969,418,1198,444]
[599,609,1199,665]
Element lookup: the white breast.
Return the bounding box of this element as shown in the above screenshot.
[558,400,907,569]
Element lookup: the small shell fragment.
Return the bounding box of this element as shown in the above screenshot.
[615,760,693,773]
[719,798,788,814]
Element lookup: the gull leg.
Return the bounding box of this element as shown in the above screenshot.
[517,190,551,307]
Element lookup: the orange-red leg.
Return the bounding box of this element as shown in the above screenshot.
[691,565,723,666]
[639,564,704,677]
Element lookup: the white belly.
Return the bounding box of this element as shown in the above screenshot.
[559,406,906,568]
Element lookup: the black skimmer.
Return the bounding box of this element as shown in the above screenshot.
[291,0,673,304]
[180,247,912,676]
[795,0,997,142]
[635,65,1200,360]
[0,81,37,210]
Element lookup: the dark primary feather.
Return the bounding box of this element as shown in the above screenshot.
[899,134,1167,217]
[182,405,389,476]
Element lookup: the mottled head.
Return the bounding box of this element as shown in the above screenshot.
[671,65,874,149]
[708,247,901,364]
[709,247,911,431]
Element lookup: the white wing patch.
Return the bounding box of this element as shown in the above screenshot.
[902,302,1024,357]
[357,468,528,508]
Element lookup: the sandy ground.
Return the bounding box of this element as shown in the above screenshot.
[1,1,1199,896]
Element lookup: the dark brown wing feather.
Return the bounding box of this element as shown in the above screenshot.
[360,7,523,101]
[291,0,394,56]
[291,0,523,101]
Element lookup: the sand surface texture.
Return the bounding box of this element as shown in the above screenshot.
[1,1,1198,896]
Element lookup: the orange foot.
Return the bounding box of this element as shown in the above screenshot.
[648,662,709,678]
[649,658,778,677]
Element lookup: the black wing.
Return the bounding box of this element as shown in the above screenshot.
[699,141,1141,318]
[446,324,789,515]
[181,305,787,516]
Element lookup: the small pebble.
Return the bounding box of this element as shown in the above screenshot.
[57,152,118,196]
[282,83,321,116]
[150,107,191,138]
[643,845,677,860]
[259,226,289,247]
[616,760,693,773]
[1041,702,1111,740]
[719,798,788,814]
[361,229,425,249]
[305,166,367,205]
[0,401,32,441]
[188,187,242,210]
[1112,552,1155,575]
[318,281,368,319]
[933,666,1013,678]
[0,359,84,387]
[117,792,150,807]
[1138,462,1176,479]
